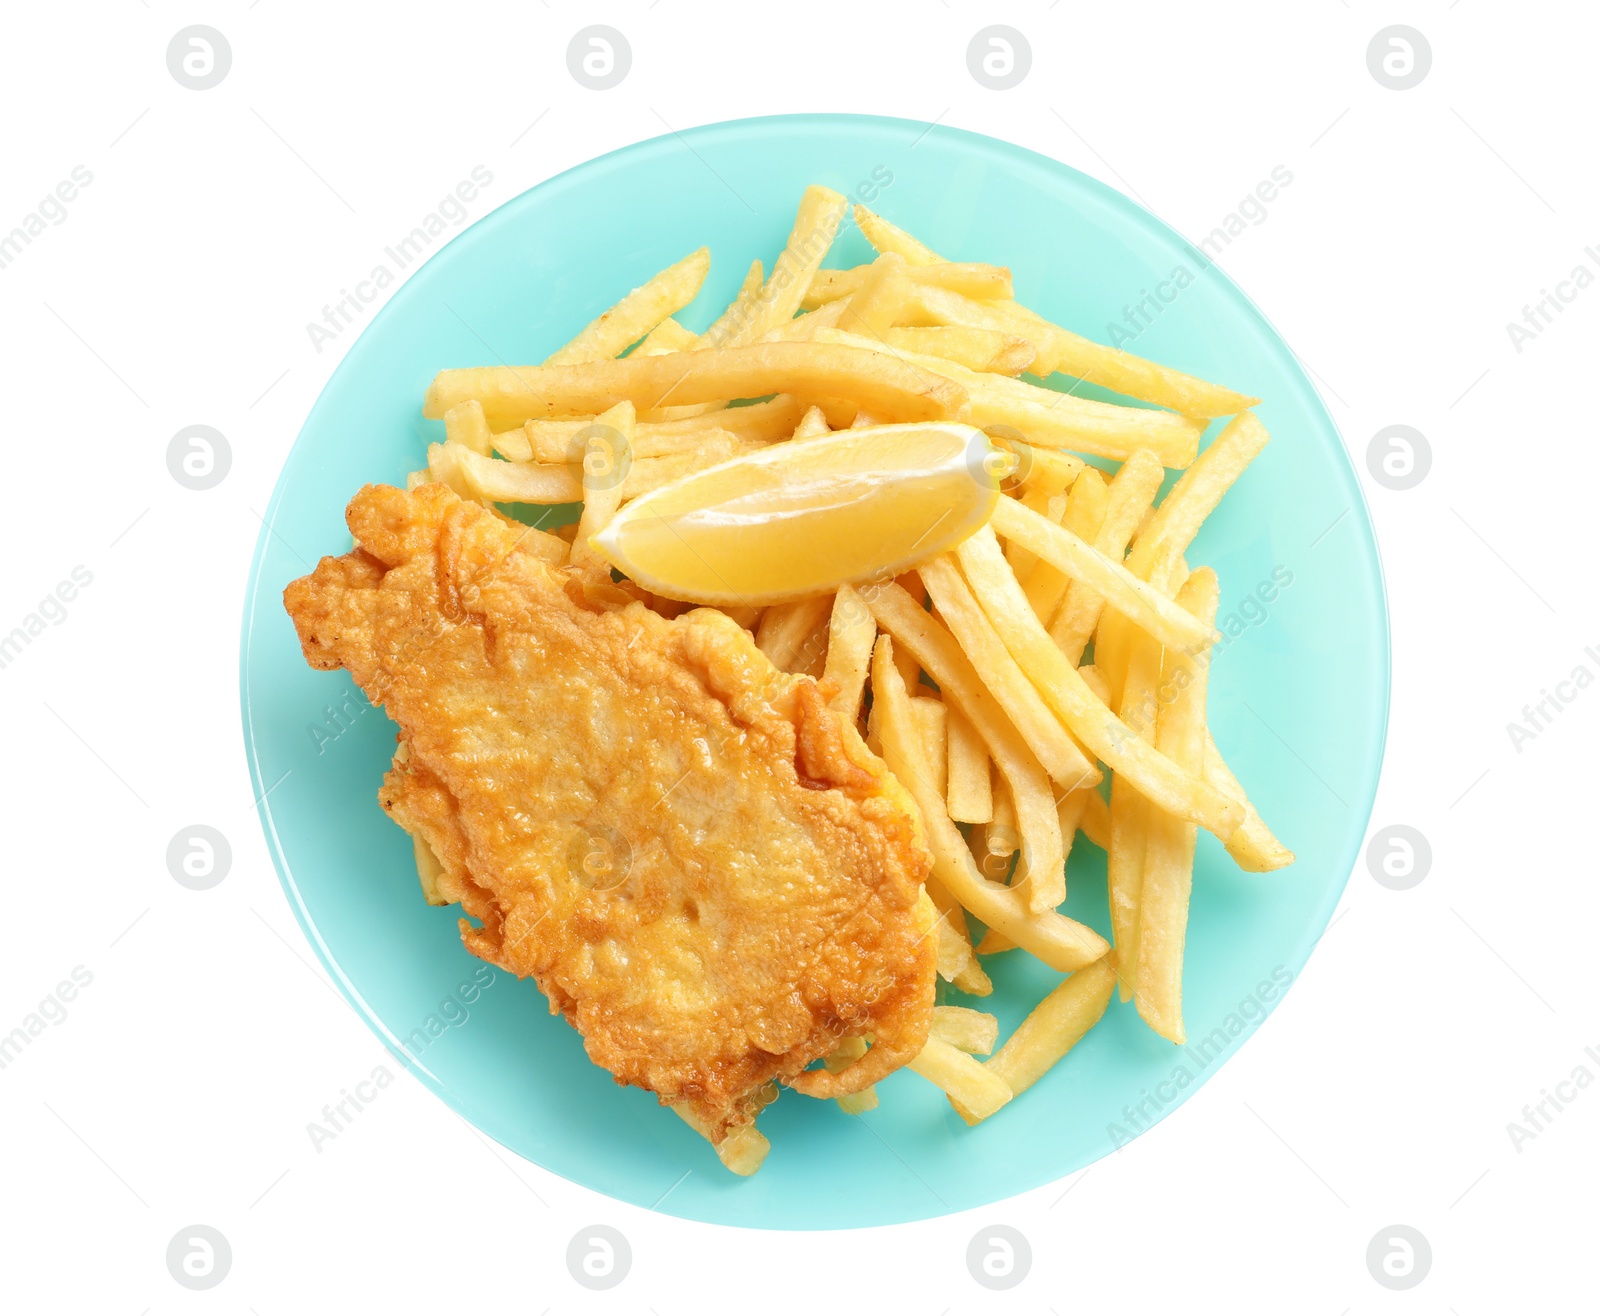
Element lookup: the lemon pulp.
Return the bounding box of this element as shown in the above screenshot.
[593,422,1002,605]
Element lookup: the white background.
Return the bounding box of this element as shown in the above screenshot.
[1,3,1594,1311]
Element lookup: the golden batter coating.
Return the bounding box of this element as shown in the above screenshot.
[284,483,935,1145]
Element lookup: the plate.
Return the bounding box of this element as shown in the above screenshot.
[241,114,1389,1229]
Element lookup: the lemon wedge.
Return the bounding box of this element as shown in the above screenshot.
[592,422,1003,605]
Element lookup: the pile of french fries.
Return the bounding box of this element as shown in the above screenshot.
[414,185,1293,1170]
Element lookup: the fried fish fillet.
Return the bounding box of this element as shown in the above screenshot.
[284,483,936,1154]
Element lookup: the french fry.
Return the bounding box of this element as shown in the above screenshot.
[544,247,711,365]
[885,325,1037,376]
[443,399,494,456]
[672,1101,770,1175]
[912,283,1259,418]
[1136,570,1220,1041]
[498,394,807,462]
[804,260,1013,308]
[825,1036,879,1115]
[969,824,1007,883]
[791,403,832,441]
[633,316,699,356]
[1049,449,1166,663]
[924,874,991,994]
[910,695,950,796]
[512,422,740,465]
[836,252,912,342]
[618,437,769,500]
[945,703,993,824]
[870,635,1109,971]
[756,595,834,671]
[571,400,635,573]
[759,297,850,344]
[955,956,1116,1124]
[853,203,940,264]
[991,497,1217,653]
[436,432,765,507]
[822,584,875,721]
[1056,784,1090,867]
[915,560,1079,913]
[1108,626,1162,1000]
[890,570,925,694]
[998,438,1084,496]
[975,929,1015,955]
[1023,467,1106,626]
[726,185,848,345]
[952,956,995,996]
[424,341,967,429]
[910,1036,1013,1119]
[1077,786,1111,851]
[986,770,1019,860]
[697,257,765,348]
[1077,662,1112,705]
[857,203,1257,414]
[953,527,1244,840]
[919,556,1097,794]
[428,441,573,504]
[794,614,831,678]
[1003,485,1065,586]
[1206,730,1295,871]
[412,832,447,906]
[815,328,1204,467]
[1125,412,1271,584]
[931,1005,1000,1055]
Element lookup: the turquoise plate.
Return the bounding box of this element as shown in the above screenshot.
[241,114,1388,1229]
